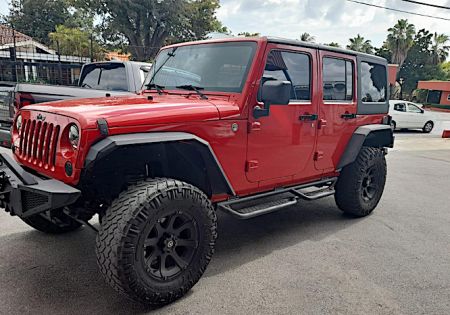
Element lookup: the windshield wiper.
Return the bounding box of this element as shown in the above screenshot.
[146,47,177,87]
[146,83,166,95]
[176,84,208,100]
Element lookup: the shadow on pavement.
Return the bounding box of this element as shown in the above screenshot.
[0,197,359,314]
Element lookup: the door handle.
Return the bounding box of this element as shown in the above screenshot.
[299,114,318,121]
[341,113,357,119]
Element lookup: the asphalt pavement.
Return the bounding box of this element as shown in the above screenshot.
[1,116,450,314]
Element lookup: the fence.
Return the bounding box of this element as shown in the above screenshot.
[0,24,92,86]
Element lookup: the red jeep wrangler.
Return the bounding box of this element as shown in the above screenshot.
[0,37,393,305]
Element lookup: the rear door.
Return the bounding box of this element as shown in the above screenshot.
[246,44,319,183]
[315,51,357,171]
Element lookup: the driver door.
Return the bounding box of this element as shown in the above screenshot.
[246,44,319,183]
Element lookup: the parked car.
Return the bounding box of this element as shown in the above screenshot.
[0,61,151,147]
[0,37,394,306]
[389,100,435,133]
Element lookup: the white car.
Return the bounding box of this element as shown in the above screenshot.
[389,100,435,133]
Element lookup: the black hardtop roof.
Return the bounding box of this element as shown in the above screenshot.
[265,36,387,64]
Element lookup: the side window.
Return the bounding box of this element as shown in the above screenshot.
[361,62,387,103]
[262,50,311,101]
[322,57,353,101]
[394,103,406,112]
[447,94,450,101]
[407,103,422,113]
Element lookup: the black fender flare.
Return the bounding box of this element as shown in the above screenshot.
[84,132,235,196]
[337,124,394,170]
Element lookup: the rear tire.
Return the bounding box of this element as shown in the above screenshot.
[21,210,82,234]
[96,178,217,306]
[423,121,433,133]
[335,147,387,217]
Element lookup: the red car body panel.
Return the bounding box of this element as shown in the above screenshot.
[11,37,388,202]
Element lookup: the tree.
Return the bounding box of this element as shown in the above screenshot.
[49,25,104,60]
[386,19,415,68]
[442,61,450,80]
[398,29,447,95]
[326,42,341,48]
[346,34,374,54]
[300,32,315,42]
[375,43,392,62]
[4,0,96,45]
[431,32,450,65]
[5,0,71,45]
[94,0,225,61]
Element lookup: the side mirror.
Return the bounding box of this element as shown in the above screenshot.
[254,80,291,119]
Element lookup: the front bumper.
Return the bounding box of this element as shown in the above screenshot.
[0,153,80,218]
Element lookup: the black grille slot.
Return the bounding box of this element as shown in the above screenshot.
[21,190,49,212]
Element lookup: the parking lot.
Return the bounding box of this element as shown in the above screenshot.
[1,112,449,315]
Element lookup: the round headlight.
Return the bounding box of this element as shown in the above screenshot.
[68,124,79,149]
[15,115,22,131]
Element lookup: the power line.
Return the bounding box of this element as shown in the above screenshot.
[345,0,450,21]
[398,0,450,10]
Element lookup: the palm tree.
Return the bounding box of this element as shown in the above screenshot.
[386,19,415,68]
[300,32,315,42]
[346,34,374,54]
[431,32,450,65]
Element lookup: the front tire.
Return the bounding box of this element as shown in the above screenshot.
[335,147,387,217]
[96,178,217,306]
[423,121,433,133]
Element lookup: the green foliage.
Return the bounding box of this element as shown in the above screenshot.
[300,32,315,42]
[5,0,71,45]
[346,34,373,54]
[49,25,104,60]
[399,29,447,95]
[442,62,450,79]
[374,43,391,63]
[386,19,415,68]
[94,0,224,61]
[326,42,341,48]
[431,33,450,65]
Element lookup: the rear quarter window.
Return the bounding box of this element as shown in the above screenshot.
[361,62,387,103]
[357,58,389,115]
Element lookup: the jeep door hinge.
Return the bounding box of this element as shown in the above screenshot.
[245,160,259,172]
[314,151,324,161]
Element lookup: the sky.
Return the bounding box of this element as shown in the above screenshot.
[0,0,449,49]
[216,0,450,48]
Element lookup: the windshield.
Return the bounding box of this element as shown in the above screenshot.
[145,42,257,93]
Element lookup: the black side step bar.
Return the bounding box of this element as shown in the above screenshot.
[217,178,337,219]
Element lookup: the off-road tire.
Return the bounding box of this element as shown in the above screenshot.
[422,121,433,133]
[335,147,387,217]
[96,178,217,306]
[21,210,82,234]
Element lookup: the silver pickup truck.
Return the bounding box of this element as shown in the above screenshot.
[0,61,151,147]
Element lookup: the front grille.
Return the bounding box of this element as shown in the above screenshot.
[18,118,60,169]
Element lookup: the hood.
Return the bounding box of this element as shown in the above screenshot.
[22,94,238,129]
